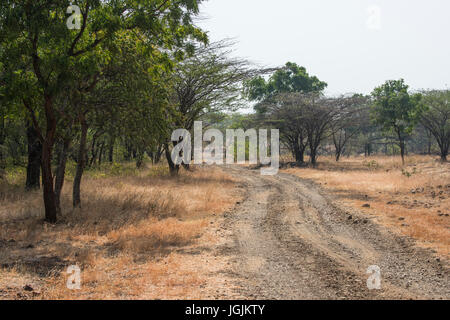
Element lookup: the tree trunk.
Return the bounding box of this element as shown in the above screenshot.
[400,140,406,165]
[439,142,448,162]
[310,148,318,167]
[108,136,115,163]
[293,143,305,164]
[332,132,341,162]
[26,124,42,190]
[396,128,406,165]
[55,138,71,215]
[73,118,88,208]
[153,145,163,164]
[41,141,57,223]
[165,143,179,176]
[0,113,6,178]
[41,97,58,223]
[136,150,144,169]
[124,142,132,161]
[427,137,432,155]
[98,142,105,166]
[296,148,305,164]
[334,137,342,162]
[400,148,405,165]
[89,135,98,167]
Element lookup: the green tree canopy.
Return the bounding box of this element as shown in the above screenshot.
[244,62,327,109]
[0,0,207,222]
[420,90,450,161]
[371,79,424,164]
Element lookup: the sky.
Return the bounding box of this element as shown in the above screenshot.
[196,0,450,96]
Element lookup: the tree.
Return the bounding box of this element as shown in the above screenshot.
[245,62,327,163]
[166,40,257,174]
[371,79,424,165]
[0,103,7,179]
[245,62,327,101]
[25,125,42,190]
[263,95,308,164]
[69,30,176,208]
[302,95,343,166]
[357,107,383,157]
[0,92,9,179]
[265,93,341,166]
[330,95,369,162]
[420,90,450,162]
[0,88,28,180]
[245,62,327,112]
[0,0,206,222]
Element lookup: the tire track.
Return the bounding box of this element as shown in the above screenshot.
[222,166,449,300]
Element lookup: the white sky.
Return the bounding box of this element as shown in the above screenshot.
[196,0,450,96]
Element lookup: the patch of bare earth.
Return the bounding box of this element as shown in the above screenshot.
[0,165,241,300]
[284,155,450,258]
[220,165,448,300]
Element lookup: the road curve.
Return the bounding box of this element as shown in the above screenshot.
[219,166,449,300]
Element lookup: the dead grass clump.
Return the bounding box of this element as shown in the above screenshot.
[0,164,239,299]
[0,183,43,222]
[109,218,206,254]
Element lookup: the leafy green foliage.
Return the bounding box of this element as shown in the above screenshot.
[371,79,424,136]
[420,90,450,161]
[244,62,327,112]
[371,79,424,163]
[0,0,208,221]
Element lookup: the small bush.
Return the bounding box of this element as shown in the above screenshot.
[364,160,379,170]
[402,167,418,178]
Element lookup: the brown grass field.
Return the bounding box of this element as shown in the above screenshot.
[0,164,239,299]
[284,155,450,258]
[1,155,448,299]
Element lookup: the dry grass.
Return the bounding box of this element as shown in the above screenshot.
[0,164,239,300]
[285,155,450,258]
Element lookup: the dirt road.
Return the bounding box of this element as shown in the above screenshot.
[216,166,449,299]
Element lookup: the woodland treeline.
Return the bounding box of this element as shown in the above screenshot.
[0,1,259,223]
[240,63,449,167]
[1,2,449,224]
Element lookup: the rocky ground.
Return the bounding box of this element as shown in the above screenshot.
[210,166,449,299]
